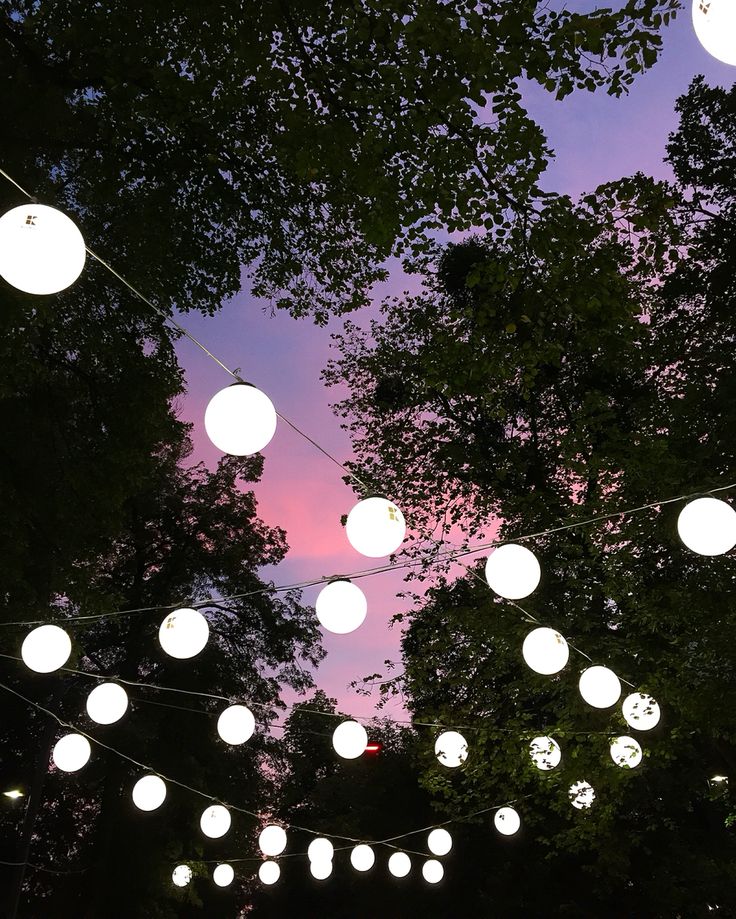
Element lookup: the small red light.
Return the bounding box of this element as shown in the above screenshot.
[364,743,382,754]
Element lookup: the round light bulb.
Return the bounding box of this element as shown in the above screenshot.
[172,865,192,887]
[86,683,128,725]
[529,736,562,771]
[350,844,375,871]
[692,0,736,65]
[315,580,367,634]
[52,733,91,772]
[569,780,595,810]
[677,497,736,555]
[434,730,468,768]
[579,666,621,709]
[332,720,368,759]
[158,608,209,659]
[213,864,234,887]
[422,859,444,884]
[307,838,334,863]
[200,804,231,839]
[259,825,287,857]
[388,852,411,878]
[310,859,333,880]
[484,544,541,599]
[622,692,661,731]
[217,704,255,745]
[522,627,569,675]
[345,497,406,558]
[494,806,521,836]
[427,828,452,856]
[21,624,71,674]
[610,735,643,768]
[132,775,167,811]
[259,861,280,885]
[204,383,277,456]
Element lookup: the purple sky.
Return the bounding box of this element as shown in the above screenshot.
[175,8,735,721]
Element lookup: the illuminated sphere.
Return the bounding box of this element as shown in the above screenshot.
[21,624,71,673]
[259,861,280,885]
[345,497,406,558]
[259,825,287,857]
[213,864,234,887]
[422,859,444,884]
[529,736,562,771]
[484,544,541,600]
[132,775,167,811]
[310,859,333,880]
[434,730,468,768]
[388,852,411,878]
[569,780,595,810]
[315,580,367,634]
[200,804,231,839]
[307,838,334,863]
[217,704,255,745]
[86,683,128,725]
[692,0,736,65]
[579,666,621,709]
[427,828,452,856]
[332,720,368,759]
[677,497,736,556]
[350,844,375,871]
[0,204,86,295]
[172,865,192,887]
[610,735,643,768]
[52,733,91,772]
[622,692,661,731]
[522,627,569,675]
[204,383,277,456]
[158,608,209,659]
[494,806,521,836]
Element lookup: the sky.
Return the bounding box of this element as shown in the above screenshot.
[175,7,735,722]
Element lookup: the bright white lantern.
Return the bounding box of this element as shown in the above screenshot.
[484,544,541,600]
[217,705,255,745]
[345,497,406,558]
[569,780,595,810]
[158,608,209,659]
[21,624,71,673]
[315,580,367,634]
[610,735,643,768]
[434,731,468,768]
[692,0,736,65]
[677,497,736,555]
[86,683,128,725]
[172,865,192,887]
[332,720,368,759]
[52,734,91,772]
[529,736,562,771]
[200,805,231,839]
[522,628,569,675]
[0,204,86,295]
[422,860,444,884]
[204,383,277,456]
[213,864,234,887]
[307,838,334,863]
[350,844,375,871]
[259,861,280,885]
[622,692,661,731]
[310,860,333,880]
[132,775,167,811]
[494,806,521,836]
[388,852,411,878]
[579,666,621,709]
[427,828,452,856]
[259,825,287,857]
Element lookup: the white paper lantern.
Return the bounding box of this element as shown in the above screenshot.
[259,825,287,857]
[622,692,661,731]
[132,775,167,811]
[579,666,621,709]
[307,838,334,863]
[204,383,277,456]
[427,828,452,856]
[522,627,569,675]
[172,865,192,887]
[692,0,736,65]
[158,608,209,659]
[494,806,521,836]
[422,860,444,884]
[200,804,231,839]
[217,705,255,745]
[213,864,234,887]
[0,204,86,295]
[332,720,368,759]
[569,780,595,810]
[259,861,280,885]
[21,624,71,673]
[484,544,541,600]
[677,497,736,556]
[315,580,367,634]
[86,683,128,725]
[310,859,333,880]
[529,736,562,771]
[350,844,375,871]
[434,731,468,768]
[52,733,91,772]
[388,852,411,878]
[345,497,406,558]
[610,735,643,768]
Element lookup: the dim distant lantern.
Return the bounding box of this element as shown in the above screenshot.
[350,844,375,871]
[259,861,280,885]
[388,852,411,878]
[345,497,406,557]
[213,864,234,887]
[132,775,167,811]
[484,544,541,600]
[579,666,621,709]
[692,0,736,65]
[494,806,521,836]
[427,828,452,856]
[434,731,468,768]
[332,720,368,759]
[677,497,736,555]
[610,735,643,768]
[86,683,128,725]
[52,733,91,772]
[310,859,333,880]
[217,704,255,745]
[622,692,661,731]
[0,204,86,295]
[259,825,287,857]
[529,736,562,771]
[422,860,444,884]
[522,627,569,675]
[21,624,71,673]
[158,608,209,659]
[172,865,192,887]
[204,383,277,456]
[200,804,231,839]
[307,838,334,863]
[569,781,595,810]
[315,580,368,634]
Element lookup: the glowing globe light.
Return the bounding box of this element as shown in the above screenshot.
[677,497,736,555]
[132,775,167,811]
[388,852,411,878]
[692,0,736,65]
[259,825,287,857]
[422,860,444,884]
[522,627,569,675]
[200,804,231,839]
[427,828,452,856]
[0,204,86,295]
[21,624,71,674]
[610,735,643,768]
[484,544,541,600]
[529,736,562,771]
[350,844,375,871]
[310,859,333,880]
[494,806,521,836]
[217,704,255,745]
[86,683,128,725]
[434,730,468,768]
[332,720,368,759]
[213,864,234,887]
[579,666,621,709]
[315,580,368,634]
[172,865,192,887]
[307,838,334,863]
[204,383,277,456]
[622,692,661,731]
[158,608,209,659]
[52,734,91,772]
[259,861,280,885]
[569,780,595,810]
[345,497,406,558]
